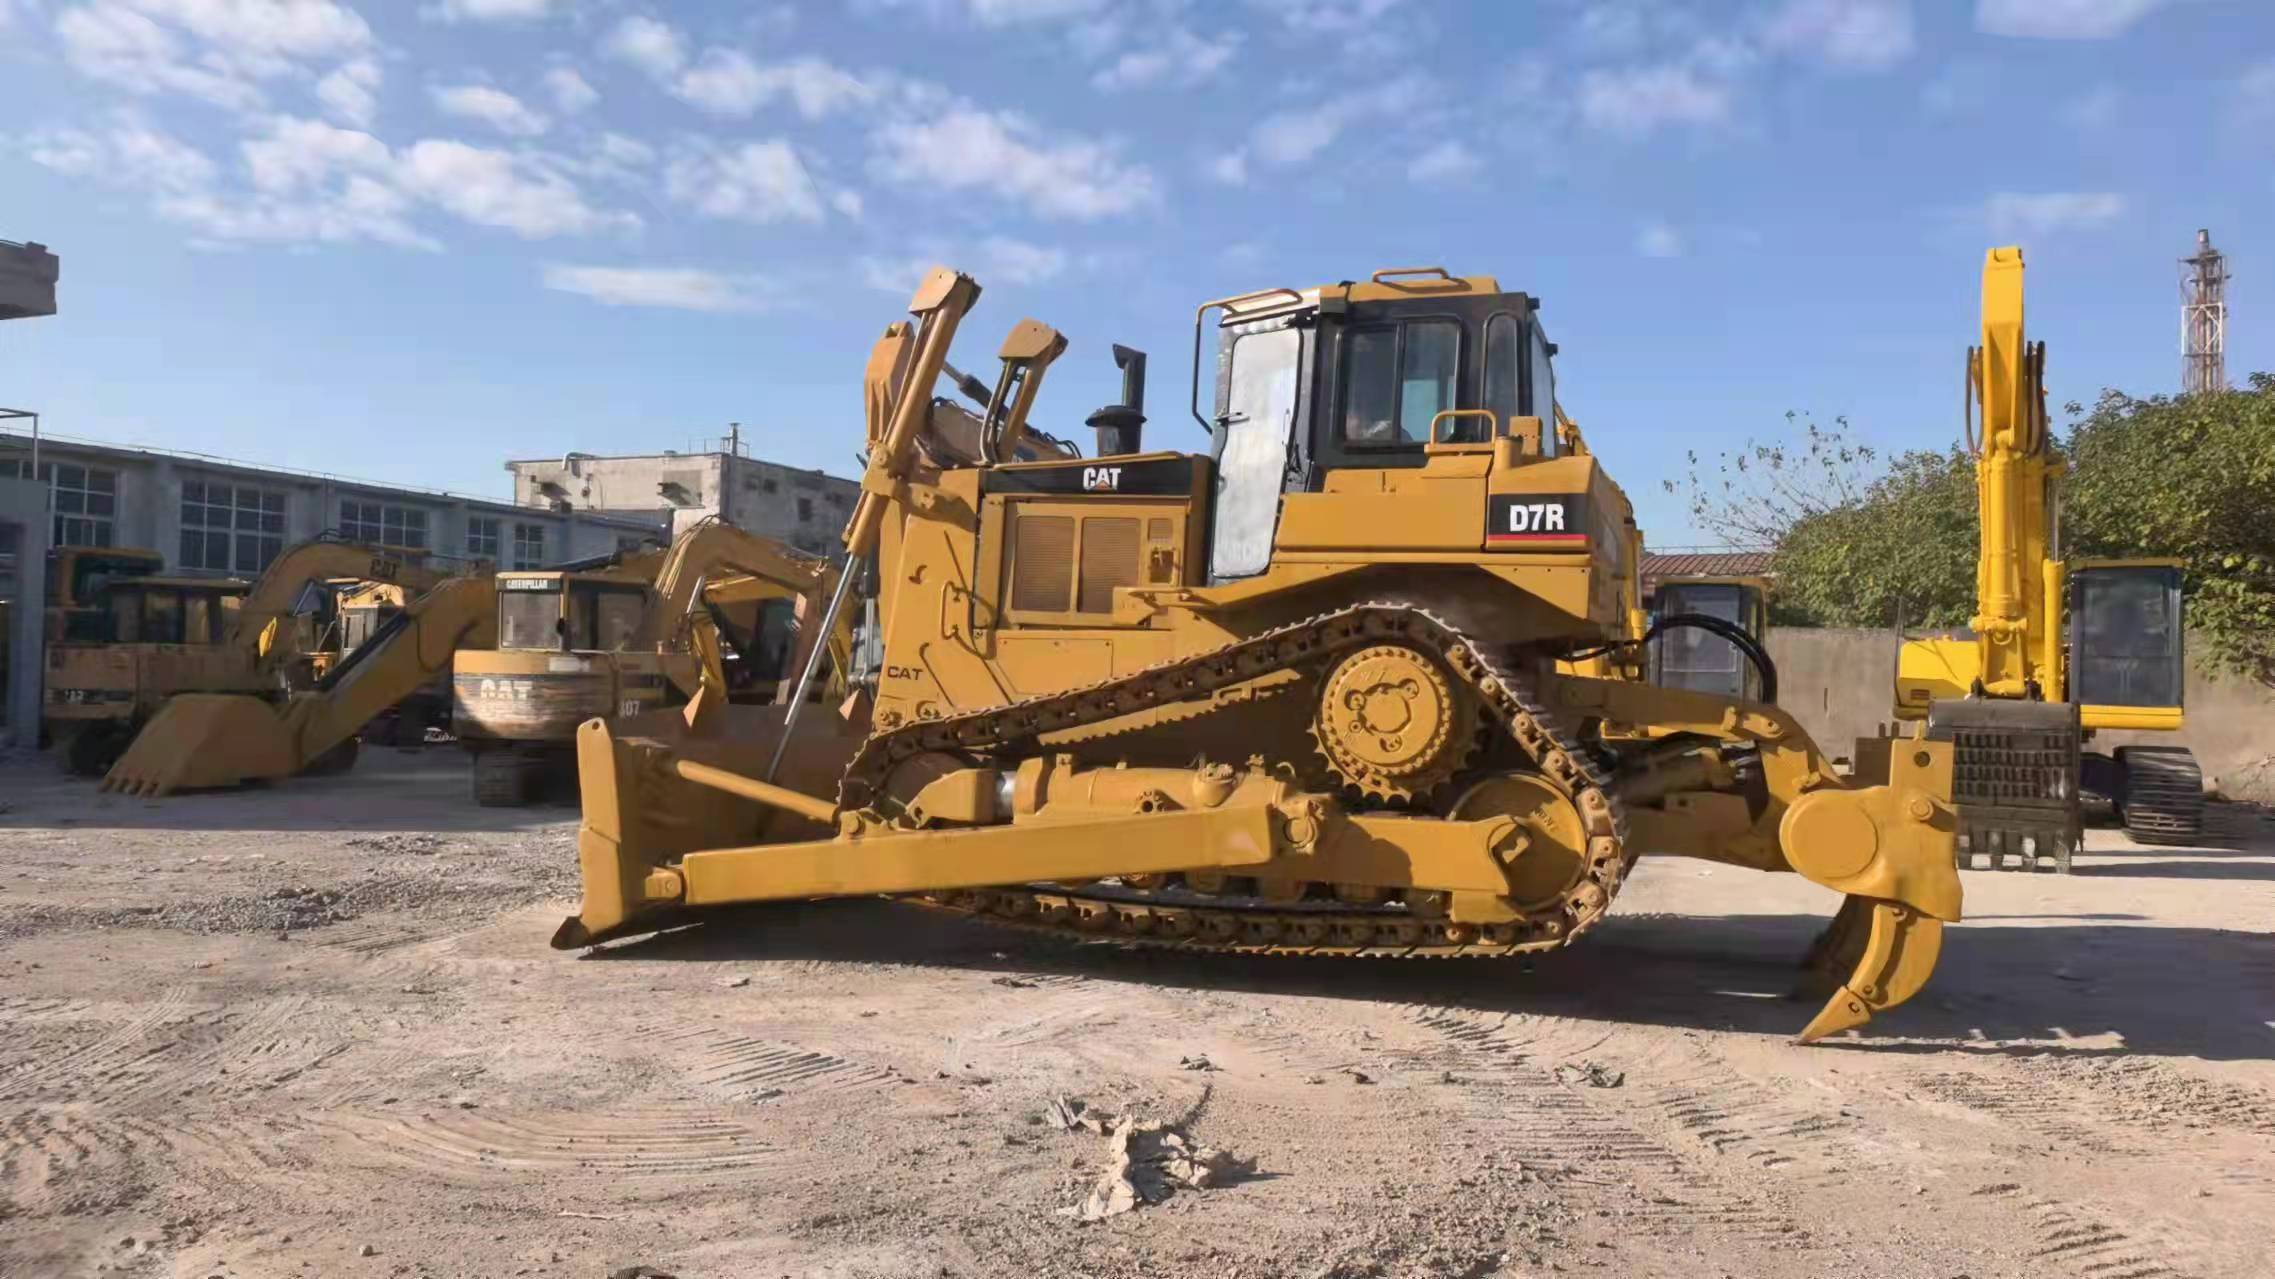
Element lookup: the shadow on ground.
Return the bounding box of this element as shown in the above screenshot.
[0,749,570,835]
[581,895,2275,1064]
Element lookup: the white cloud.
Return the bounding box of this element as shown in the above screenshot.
[1635,220,1683,258]
[1249,75,1428,167]
[1975,0,2175,39]
[858,236,1067,292]
[430,0,554,21]
[26,104,632,249]
[1577,61,1734,134]
[1761,0,1914,70]
[543,66,598,114]
[665,48,878,119]
[431,84,551,137]
[542,264,764,312]
[399,139,634,237]
[978,235,1066,284]
[1207,148,1248,185]
[53,0,375,111]
[241,114,390,191]
[967,0,1104,23]
[28,115,217,192]
[870,107,1156,219]
[664,139,829,224]
[1985,191,2127,235]
[1407,139,1480,184]
[315,57,381,128]
[1246,0,1407,37]
[1091,25,1240,90]
[601,14,687,77]
[2061,85,2124,128]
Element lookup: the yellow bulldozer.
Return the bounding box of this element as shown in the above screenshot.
[556,264,1968,1043]
[1891,248,2201,869]
[453,521,850,806]
[94,540,487,795]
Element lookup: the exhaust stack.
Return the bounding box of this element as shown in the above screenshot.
[1086,344,1147,456]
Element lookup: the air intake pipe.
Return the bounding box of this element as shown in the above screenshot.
[1085,344,1147,456]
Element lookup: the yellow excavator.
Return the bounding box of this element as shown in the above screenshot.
[558,264,1967,1043]
[51,536,447,777]
[1891,248,2200,868]
[100,571,498,796]
[453,521,850,806]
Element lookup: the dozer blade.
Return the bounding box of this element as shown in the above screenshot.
[555,695,870,949]
[99,695,301,797]
[1798,896,1945,1043]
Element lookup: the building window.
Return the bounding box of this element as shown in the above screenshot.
[512,522,546,570]
[797,497,815,522]
[340,499,429,551]
[19,461,120,548]
[467,516,500,560]
[182,479,286,573]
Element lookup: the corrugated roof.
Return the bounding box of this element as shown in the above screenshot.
[1641,550,1774,591]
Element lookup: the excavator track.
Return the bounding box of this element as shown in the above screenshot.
[838,603,1633,956]
[2115,745,2205,845]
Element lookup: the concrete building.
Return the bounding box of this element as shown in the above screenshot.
[505,446,857,556]
[0,430,669,580]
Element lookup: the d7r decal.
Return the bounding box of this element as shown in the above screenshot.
[1486,494,1589,547]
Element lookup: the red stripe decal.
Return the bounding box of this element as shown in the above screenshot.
[1485,533,1588,544]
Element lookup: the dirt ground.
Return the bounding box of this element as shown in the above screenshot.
[2,747,2271,1279]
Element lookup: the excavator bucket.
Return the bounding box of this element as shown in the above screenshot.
[99,695,301,796]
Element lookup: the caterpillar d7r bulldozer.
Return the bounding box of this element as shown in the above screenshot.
[1890,248,2201,869]
[562,265,1967,1042]
[454,522,849,806]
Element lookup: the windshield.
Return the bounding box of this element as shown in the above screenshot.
[1658,584,1746,676]
[499,585,561,651]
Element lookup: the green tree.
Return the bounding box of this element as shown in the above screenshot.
[2064,376,2275,686]
[1670,380,2275,686]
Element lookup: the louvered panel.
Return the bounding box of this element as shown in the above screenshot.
[1010,514,1074,612]
[1078,517,1140,614]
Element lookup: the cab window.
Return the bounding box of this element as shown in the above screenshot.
[1528,324,1558,457]
[1482,314,1520,441]
[499,585,561,651]
[1339,320,1462,448]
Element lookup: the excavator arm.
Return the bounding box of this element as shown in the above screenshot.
[235,537,454,672]
[101,576,497,796]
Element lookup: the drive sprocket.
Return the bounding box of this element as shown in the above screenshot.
[1310,643,1480,801]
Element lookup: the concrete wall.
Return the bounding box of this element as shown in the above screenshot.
[509,453,856,556]
[1767,627,2275,802]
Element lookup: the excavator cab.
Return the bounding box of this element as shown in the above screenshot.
[2069,560,2184,714]
[1649,577,1771,702]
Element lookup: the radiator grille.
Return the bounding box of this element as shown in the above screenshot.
[1010,514,1075,612]
[1079,517,1140,613]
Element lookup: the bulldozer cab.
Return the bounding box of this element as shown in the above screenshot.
[1200,268,1559,581]
[495,572,649,654]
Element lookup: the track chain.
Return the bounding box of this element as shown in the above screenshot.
[839,603,1632,956]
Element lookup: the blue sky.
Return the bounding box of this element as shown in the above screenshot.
[2,0,2268,544]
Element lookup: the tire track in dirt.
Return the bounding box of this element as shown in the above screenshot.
[0,986,193,1104]
[1391,1004,1812,1248]
[320,1106,779,1180]
[660,1025,901,1103]
[1971,1182,2197,1279]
